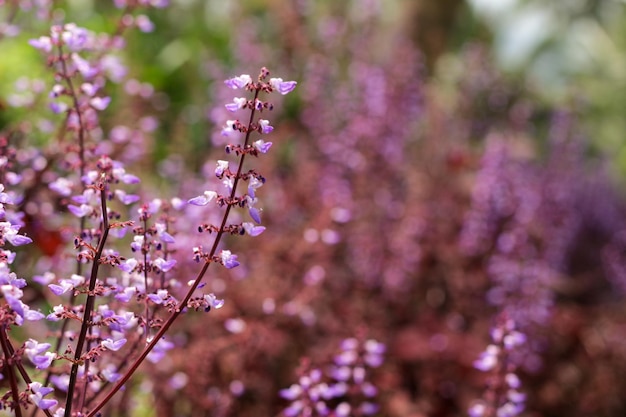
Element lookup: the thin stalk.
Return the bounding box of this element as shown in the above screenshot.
[0,326,23,417]
[64,183,110,417]
[86,89,261,417]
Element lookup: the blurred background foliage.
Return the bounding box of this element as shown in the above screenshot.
[2,0,624,175]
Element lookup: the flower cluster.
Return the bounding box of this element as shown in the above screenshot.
[279,338,385,417]
[469,315,527,417]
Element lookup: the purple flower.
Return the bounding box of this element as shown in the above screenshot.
[269,77,297,95]
[188,190,217,206]
[68,204,93,218]
[253,139,272,153]
[220,250,240,269]
[258,119,273,134]
[225,97,247,112]
[115,190,140,205]
[242,222,265,237]
[203,293,224,310]
[29,36,53,52]
[101,338,127,351]
[49,177,73,196]
[29,382,57,410]
[224,74,252,89]
[153,257,176,272]
[215,160,229,177]
[89,96,111,111]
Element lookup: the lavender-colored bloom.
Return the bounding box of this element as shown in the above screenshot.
[269,77,297,95]
[242,222,265,237]
[118,258,138,273]
[224,74,252,89]
[220,250,240,269]
[29,36,53,52]
[280,384,303,401]
[188,190,217,206]
[102,338,127,351]
[153,257,176,272]
[155,223,175,243]
[115,190,140,205]
[89,96,111,111]
[203,293,224,310]
[258,119,273,134]
[215,160,229,177]
[49,177,73,196]
[29,382,57,410]
[253,139,272,153]
[67,203,93,218]
[225,97,247,112]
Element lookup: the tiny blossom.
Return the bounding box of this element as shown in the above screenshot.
[253,139,272,153]
[224,318,246,334]
[29,36,53,52]
[118,258,138,273]
[49,177,73,196]
[225,97,248,112]
[68,203,93,218]
[188,190,218,206]
[101,338,127,351]
[269,77,297,95]
[155,223,175,243]
[115,189,140,205]
[220,250,240,269]
[245,195,262,224]
[135,14,155,32]
[215,160,229,176]
[29,382,57,410]
[0,222,33,246]
[221,120,238,136]
[258,119,273,134]
[89,96,111,111]
[224,74,252,89]
[243,222,265,237]
[204,293,224,309]
[153,257,176,272]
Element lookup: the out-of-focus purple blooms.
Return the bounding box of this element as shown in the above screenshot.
[269,78,297,95]
[146,337,174,364]
[115,190,140,205]
[473,345,499,371]
[135,15,155,32]
[220,250,240,269]
[225,74,252,89]
[89,96,111,111]
[253,139,272,153]
[49,177,73,196]
[29,36,53,52]
[68,204,93,218]
[188,190,217,206]
[71,53,98,78]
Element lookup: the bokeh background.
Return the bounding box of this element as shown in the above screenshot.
[1,1,626,416]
